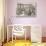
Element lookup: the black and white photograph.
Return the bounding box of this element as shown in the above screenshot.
[16,2,37,17]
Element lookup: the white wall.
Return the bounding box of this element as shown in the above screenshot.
[6,0,46,37]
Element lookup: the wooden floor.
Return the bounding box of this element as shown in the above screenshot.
[3,40,31,46]
[42,37,46,42]
[3,40,46,46]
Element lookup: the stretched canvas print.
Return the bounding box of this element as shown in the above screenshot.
[16,0,37,17]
